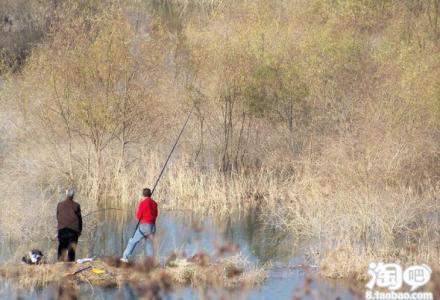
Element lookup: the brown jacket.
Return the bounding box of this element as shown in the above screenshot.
[56,199,82,234]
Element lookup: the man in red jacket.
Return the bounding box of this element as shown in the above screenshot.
[121,188,158,262]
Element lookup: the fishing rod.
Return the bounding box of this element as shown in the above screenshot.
[130,107,193,238]
[83,208,127,218]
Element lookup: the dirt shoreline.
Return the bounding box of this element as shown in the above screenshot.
[0,255,267,291]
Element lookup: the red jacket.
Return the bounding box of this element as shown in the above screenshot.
[136,197,158,224]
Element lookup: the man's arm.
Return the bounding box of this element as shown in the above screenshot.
[153,202,158,219]
[76,204,83,235]
[56,203,59,222]
[136,202,144,221]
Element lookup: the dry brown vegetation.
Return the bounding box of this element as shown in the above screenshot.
[0,0,439,281]
[0,254,266,292]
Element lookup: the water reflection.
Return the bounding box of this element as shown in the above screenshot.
[82,210,300,264]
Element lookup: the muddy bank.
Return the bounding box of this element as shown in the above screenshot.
[0,255,266,291]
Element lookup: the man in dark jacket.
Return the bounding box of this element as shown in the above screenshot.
[121,188,158,262]
[56,188,82,262]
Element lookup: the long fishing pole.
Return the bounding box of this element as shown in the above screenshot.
[131,108,193,238]
[83,208,127,218]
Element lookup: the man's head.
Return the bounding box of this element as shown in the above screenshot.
[66,188,75,201]
[143,188,152,197]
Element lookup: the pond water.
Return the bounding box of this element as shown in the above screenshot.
[0,210,360,299]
